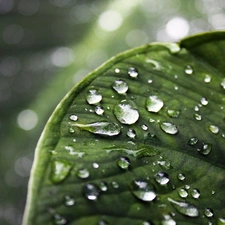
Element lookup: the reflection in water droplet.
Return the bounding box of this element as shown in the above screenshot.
[221,78,225,89]
[188,137,198,146]
[208,125,219,134]
[117,156,130,169]
[155,172,170,185]
[178,173,185,181]
[83,183,100,200]
[86,89,102,104]
[160,122,179,135]
[77,168,90,179]
[114,100,139,124]
[194,113,202,121]
[191,189,200,199]
[95,106,104,115]
[185,65,193,74]
[167,109,180,118]
[127,128,136,138]
[162,214,176,225]
[201,97,208,106]
[73,122,121,136]
[128,67,138,78]
[130,179,156,201]
[69,114,78,121]
[198,143,212,155]
[146,95,164,113]
[99,181,108,191]
[54,214,67,225]
[64,195,75,206]
[204,208,214,217]
[179,188,188,198]
[204,74,211,83]
[112,79,129,94]
[168,198,199,217]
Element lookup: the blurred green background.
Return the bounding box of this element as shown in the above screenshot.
[0,0,225,224]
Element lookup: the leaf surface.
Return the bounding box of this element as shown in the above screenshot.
[23,31,225,225]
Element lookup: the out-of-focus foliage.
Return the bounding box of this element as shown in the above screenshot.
[0,0,225,225]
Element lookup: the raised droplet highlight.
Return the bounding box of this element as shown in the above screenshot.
[160,122,179,135]
[204,208,214,217]
[194,113,202,121]
[155,172,170,185]
[204,74,211,83]
[99,181,108,192]
[221,78,225,89]
[128,67,138,78]
[162,214,176,225]
[200,97,208,106]
[191,189,200,199]
[185,65,193,74]
[69,114,78,121]
[54,214,67,225]
[208,125,219,134]
[197,143,212,155]
[86,89,102,104]
[146,95,164,113]
[167,109,180,118]
[77,168,90,179]
[83,183,100,200]
[178,188,188,198]
[64,195,75,206]
[117,156,130,169]
[178,173,186,181]
[95,105,104,115]
[188,137,198,146]
[112,79,129,94]
[127,128,136,138]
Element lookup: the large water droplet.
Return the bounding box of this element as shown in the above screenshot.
[77,168,90,179]
[178,188,188,198]
[197,143,212,155]
[155,172,170,185]
[127,128,136,138]
[95,105,104,115]
[185,65,193,74]
[73,121,121,136]
[64,195,75,206]
[50,160,72,184]
[112,79,129,94]
[168,198,199,217]
[146,95,164,113]
[162,214,176,225]
[191,189,200,199]
[117,156,130,169]
[188,137,198,146]
[54,214,67,225]
[69,114,78,121]
[128,67,139,78]
[86,89,102,104]
[160,122,179,135]
[221,78,225,89]
[114,100,139,124]
[83,183,100,200]
[167,109,180,118]
[208,125,219,134]
[130,179,156,201]
[204,208,214,217]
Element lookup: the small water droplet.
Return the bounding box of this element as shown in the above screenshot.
[64,195,75,206]
[114,100,139,124]
[148,79,153,83]
[168,198,199,217]
[53,214,67,225]
[204,208,214,217]
[141,124,148,131]
[95,105,104,115]
[112,79,129,94]
[218,218,225,225]
[99,181,108,191]
[146,95,164,113]
[188,137,198,146]
[127,128,136,138]
[221,78,225,89]
[178,188,188,198]
[165,42,181,54]
[98,220,109,225]
[128,67,138,78]
[83,183,100,200]
[160,122,179,135]
[86,89,102,104]
[111,181,119,189]
[69,114,78,121]
[167,109,180,118]
[162,214,176,225]
[73,121,121,136]
[191,189,200,199]
[185,65,193,74]
[178,173,185,181]
[155,172,170,185]
[194,113,202,121]
[198,143,212,155]
[194,105,199,111]
[157,160,172,170]
[204,74,211,83]
[208,125,219,134]
[68,127,75,133]
[115,68,120,73]
[93,162,99,168]
[77,168,90,179]
[117,156,130,169]
[130,179,156,201]
[201,97,208,106]
[185,185,190,190]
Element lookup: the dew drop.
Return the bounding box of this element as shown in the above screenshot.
[218,218,225,225]
[162,214,176,225]
[115,68,120,73]
[86,89,102,104]
[130,179,156,202]
[178,173,186,181]
[117,156,130,169]
[114,100,139,125]
[201,97,208,106]
[128,67,138,78]
[68,127,75,133]
[112,79,129,94]
[148,79,153,83]
[197,143,212,156]
[111,181,119,189]
[221,78,225,89]
[146,95,164,113]
[64,195,75,206]
[50,160,72,184]
[54,214,67,225]
[208,125,219,134]
[167,109,180,118]
[93,162,99,168]
[83,183,100,200]
[191,189,200,199]
[185,65,193,74]
[165,42,181,54]
[73,121,121,136]
[77,168,90,179]
[168,198,199,217]
[95,106,104,115]
[204,208,214,217]
[99,181,108,191]
[188,137,198,146]
[178,188,188,198]
[98,220,109,225]
[141,124,148,131]
[155,172,170,185]
[204,74,211,83]
[69,114,78,121]
[160,122,179,135]
[194,113,202,121]
[127,128,136,138]
[157,160,172,170]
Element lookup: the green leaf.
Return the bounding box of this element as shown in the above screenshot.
[23,31,225,225]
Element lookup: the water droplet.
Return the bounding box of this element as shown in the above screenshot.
[53,214,67,225]
[148,79,153,83]
[128,67,138,78]
[157,160,172,170]
[111,181,119,189]
[141,221,151,225]
[209,125,219,134]
[178,188,188,198]
[162,214,176,225]
[127,128,136,138]
[112,79,129,94]
[77,168,90,179]
[188,137,198,146]
[93,162,99,168]
[167,109,180,118]
[185,185,190,190]
[141,124,148,131]
[83,183,100,200]
[204,208,214,217]
[198,143,212,155]
[130,179,156,201]
[155,172,170,185]
[69,114,78,121]
[160,122,179,135]
[146,95,164,113]
[117,156,130,169]
[50,160,72,183]
[204,74,211,83]
[165,42,181,54]
[168,198,199,217]
[185,65,193,75]
[221,78,225,89]
[86,89,102,104]
[218,218,225,225]
[115,68,120,73]
[98,220,109,225]
[73,122,121,136]
[178,173,185,181]
[191,189,200,199]
[64,195,75,206]
[114,100,139,124]
[95,105,104,115]
[201,97,208,106]
[99,181,108,191]
[194,113,202,121]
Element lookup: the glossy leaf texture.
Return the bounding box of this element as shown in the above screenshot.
[23,31,225,225]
